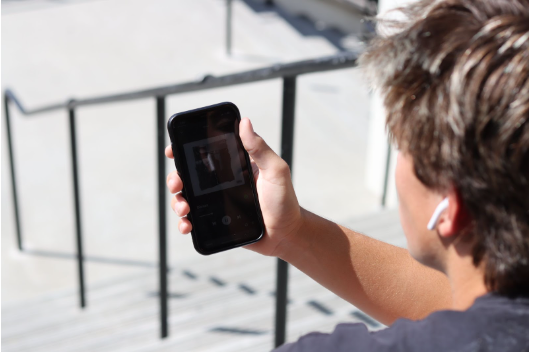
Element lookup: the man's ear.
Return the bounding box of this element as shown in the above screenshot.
[437,188,471,237]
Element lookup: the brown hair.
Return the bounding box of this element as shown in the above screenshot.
[360,0,528,297]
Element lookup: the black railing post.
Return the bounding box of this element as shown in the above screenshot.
[226,0,233,56]
[156,96,168,339]
[381,142,391,207]
[68,103,86,308]
[4,93,23,251]
[274,76,297,348]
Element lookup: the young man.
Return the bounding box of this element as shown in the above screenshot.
[165,0,528,350]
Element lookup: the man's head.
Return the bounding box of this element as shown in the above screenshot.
[360,0,528,297]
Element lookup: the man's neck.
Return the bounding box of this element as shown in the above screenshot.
[446,253,488,311]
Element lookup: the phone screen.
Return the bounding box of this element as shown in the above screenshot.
[168,103,264,255]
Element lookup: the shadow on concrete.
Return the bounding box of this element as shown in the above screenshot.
[148,291,188,299]
[22,248,160,269]
[240,0,373,52]
[210,326,268,335]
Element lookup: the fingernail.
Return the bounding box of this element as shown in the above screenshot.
[174,202,180,215]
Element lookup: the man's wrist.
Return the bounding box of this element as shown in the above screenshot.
[275,207,311,261]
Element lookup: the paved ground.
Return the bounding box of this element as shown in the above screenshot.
[1,1,404,350]
[2,0,384,304]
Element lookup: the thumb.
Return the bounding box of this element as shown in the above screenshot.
[239,118,280,171]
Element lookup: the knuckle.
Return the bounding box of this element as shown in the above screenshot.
[276,160,291,175]
[246,144,259,157]
[254,134,265,145]
[249,135,265,153]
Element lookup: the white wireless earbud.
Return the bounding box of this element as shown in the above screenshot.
[427,198,449,230]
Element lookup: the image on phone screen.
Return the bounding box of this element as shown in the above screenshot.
[184,133,245,196]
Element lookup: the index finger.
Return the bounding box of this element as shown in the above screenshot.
[165,145,174,159]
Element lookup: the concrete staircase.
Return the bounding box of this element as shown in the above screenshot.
[2,209,403,352]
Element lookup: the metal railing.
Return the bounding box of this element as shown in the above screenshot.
[4,50,389,348]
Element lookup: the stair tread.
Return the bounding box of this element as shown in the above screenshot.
[2,209,397,351]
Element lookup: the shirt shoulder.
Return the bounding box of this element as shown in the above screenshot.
[275,294,528,352]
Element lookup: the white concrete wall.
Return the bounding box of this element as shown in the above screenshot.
[365,0,416,208]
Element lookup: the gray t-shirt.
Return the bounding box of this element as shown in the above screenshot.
[275,293,528,351]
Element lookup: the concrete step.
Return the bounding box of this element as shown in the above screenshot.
[3,259,276,349]
[2,208,398,351]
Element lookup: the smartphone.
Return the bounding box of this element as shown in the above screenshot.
[167,102,265,255]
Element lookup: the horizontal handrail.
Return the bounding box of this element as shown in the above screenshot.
[5,51,359,115]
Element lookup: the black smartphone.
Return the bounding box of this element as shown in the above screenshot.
[167,102,265,255]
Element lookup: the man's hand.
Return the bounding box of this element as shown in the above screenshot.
[165,117,303,257]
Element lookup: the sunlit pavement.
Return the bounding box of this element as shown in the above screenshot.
[2,0,400,350]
